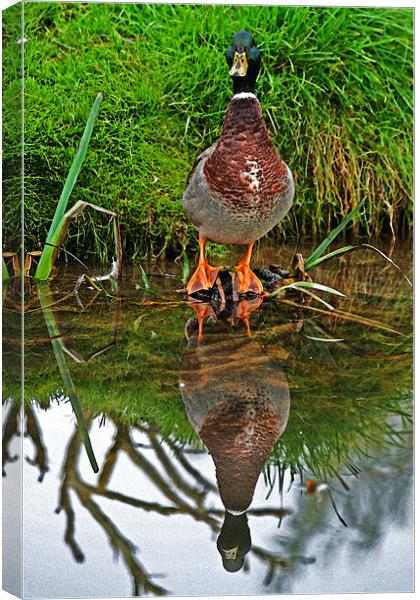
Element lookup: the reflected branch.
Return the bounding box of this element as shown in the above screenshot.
[25,404,49,481]
[74,483,168,596]
[60,482,86,563]
[2,400,20,476]
[98,432,122,491]
[86,485,184,516]
[144,426,207,505]
[56,428,86,562]
[165,437,218,493]
[56,425,168,595]
[121,429,221,533]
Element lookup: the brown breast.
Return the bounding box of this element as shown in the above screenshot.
[204,96,289,218]
[199,388,284,514]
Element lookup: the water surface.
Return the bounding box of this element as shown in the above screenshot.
[2,242,413,597]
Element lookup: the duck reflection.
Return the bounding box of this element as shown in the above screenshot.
[180,300,290,571]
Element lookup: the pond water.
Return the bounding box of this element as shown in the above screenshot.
[3,242,413,597]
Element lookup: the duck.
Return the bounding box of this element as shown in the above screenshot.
[183,30,294,296]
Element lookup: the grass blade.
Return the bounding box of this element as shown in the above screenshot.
[36,200,122,284]
[182,250,190,284]
[304,202,364,270]
[294,287,336,311]
[44,241,109,295]
[278,296,408,337]
[35,93,103,280]
[330,307,410,337]
[305,335,345,343]
[305,242,412,287]
[270,280,346,298]
[360,243,412,287]
[133,312,148,332]
[139,265,151,289]
[3,257,10,282]
[38,284,99,473]
[327,489,348,528]
[304,245,357,270]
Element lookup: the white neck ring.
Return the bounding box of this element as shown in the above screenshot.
[232,92,257,100]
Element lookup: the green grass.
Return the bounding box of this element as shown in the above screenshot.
[2,3,413,261]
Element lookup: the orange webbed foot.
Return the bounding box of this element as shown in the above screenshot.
[234,262,264,296]
[186,261,221,295]
[186,236,222,296]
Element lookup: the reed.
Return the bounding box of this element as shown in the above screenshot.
[34,93,103,280]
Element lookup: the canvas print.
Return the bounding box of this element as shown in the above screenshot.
[2,2,413,598]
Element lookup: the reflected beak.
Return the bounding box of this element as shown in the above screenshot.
[223,546,239,560]
[229,51,248,77]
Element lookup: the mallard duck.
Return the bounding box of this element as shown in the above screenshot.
[183,30,294,296]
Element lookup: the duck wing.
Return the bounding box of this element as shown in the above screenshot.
[186,143,217,184]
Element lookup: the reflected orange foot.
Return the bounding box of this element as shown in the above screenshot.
[188,301,216,342]
[186,261,221,295]
[236,296,264,336]
[234,263,264,296]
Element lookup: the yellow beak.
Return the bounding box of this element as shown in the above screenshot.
[229,51,248,77]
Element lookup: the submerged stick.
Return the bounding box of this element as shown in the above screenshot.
[36,200,122,282]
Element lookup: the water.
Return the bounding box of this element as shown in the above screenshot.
[2,242,413,597]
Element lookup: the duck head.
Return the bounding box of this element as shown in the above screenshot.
[225,30,261,94]
[217,512,251,572]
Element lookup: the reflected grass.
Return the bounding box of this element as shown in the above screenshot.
[4,248,413,483]
[38,283,99,472]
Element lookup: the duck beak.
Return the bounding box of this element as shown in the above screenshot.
[229,51,248,77]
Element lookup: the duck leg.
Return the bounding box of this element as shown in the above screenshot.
[234,243,264,296]
[186,235,221,295]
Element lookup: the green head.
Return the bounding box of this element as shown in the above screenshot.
[225,30,262,94]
